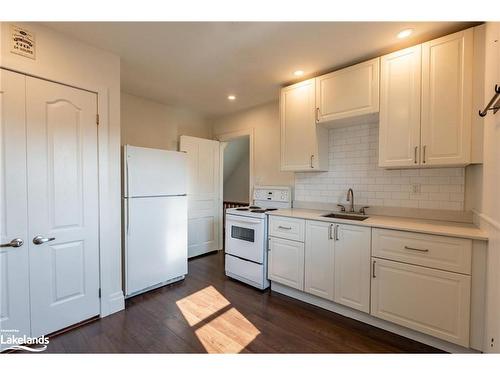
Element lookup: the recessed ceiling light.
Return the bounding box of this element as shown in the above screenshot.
[227,95,236,101]
[397,29,413,39]
[294,70,305,77]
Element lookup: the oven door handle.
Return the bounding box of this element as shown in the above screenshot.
[226,216,263,225]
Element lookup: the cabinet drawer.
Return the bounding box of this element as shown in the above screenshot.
[371,258,471,347]
[372,228,472,274]
[269,216,305,242]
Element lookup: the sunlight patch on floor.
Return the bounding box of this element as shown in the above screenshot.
[175,285,261,353]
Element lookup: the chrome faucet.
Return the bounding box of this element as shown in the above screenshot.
[346,188,355,213]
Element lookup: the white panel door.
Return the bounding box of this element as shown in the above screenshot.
[180,136,221,258]
[0,69,31,349]
[316,57,380,123]
[304,220,334,300]
[421,29,473,166]
[371,258,471,346]
[26,77,100,337]
[333,224,371,313]
[379,45,422,167]
[268,237,305,291]
[125,196,188,296]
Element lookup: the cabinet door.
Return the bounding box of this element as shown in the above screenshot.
[0,69,31,351]
[304,221,335,300]
[268,237,305,290]
[371,258,471,346]
[379,46,422,168]
[334,224,371,313]
[316,58,379,123]
[421,29,473,166]
[280,79,322,171]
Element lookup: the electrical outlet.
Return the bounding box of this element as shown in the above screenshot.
[410,183,421,194]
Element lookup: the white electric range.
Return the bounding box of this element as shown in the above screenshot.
[224,186,292,289]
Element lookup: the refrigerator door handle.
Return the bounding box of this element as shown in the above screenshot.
[126,158,130,233]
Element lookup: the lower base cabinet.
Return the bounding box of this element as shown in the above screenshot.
[370,257,471,347]
[268,237,305,290]
[334,225,371,313]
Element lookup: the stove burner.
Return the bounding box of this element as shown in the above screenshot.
[236,208,249,211]
[248,205,261,209]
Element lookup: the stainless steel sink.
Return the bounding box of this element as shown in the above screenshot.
[321,213,369,221]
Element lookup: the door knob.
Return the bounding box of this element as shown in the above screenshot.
[33,235,56,245]
[0,238,24,248]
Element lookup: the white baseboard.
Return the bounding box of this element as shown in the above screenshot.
[271,282,478,354]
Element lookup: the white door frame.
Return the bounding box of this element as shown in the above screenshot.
[216,128,255,204]
[0,66,124,318]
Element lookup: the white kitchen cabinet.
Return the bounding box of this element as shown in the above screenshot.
[280,79,328,172]
[334,224,371,313]
[268,237,305,291]
[304,221,335,300]
[371,257,471,346]
[421,29,473,166]
[379,45,422,168]
[379,28,474,168]
[316,58,380,124]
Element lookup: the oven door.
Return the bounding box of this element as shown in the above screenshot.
[225,214,265,264]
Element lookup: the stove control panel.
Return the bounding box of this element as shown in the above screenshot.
[253,186,292,205]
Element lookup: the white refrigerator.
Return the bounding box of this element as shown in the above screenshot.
[123,145,188,297]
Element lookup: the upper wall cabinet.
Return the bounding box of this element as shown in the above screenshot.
[379,28,475,168]
[280,79,328,172]
[420,29,473,166]
[379,45,422,168]
[316,58,380,125]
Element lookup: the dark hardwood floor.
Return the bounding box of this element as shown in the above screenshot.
[42,251,443,353]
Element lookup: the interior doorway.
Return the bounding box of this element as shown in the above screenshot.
[217,129,254,248]
[223,135,250,205]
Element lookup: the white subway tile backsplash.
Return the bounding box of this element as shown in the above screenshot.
[295,123,465,210]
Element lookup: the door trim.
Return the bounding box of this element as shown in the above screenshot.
[0,67,125,318]
[215,128,255,204]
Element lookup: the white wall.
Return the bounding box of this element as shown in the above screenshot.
[295,122,466,210]
[0,22,123,316]
[121,92,211,150]
[471,22,500,353]
[212,101,294,188]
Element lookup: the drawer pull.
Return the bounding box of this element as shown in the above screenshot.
[404,245,429,253]
[278,225,292,230]
[372,260,376,278]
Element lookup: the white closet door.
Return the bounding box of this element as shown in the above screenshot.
[26,77,100,337]
[0,69,31,350]
[180,136,222,258]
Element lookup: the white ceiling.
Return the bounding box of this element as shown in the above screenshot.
[44,22,475,117]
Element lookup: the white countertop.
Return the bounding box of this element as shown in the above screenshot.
[267,208,488,241]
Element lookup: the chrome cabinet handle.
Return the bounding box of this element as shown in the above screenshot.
[372,260,376,278]
[0,238,24,248]
[329,224,334,240]
[404,245,429,253]
[422,145,426,164]
[335,224,340,241]
[278,225,292,230]
[310,154,314,168]
[33,236,56,245]
[315,107,320,123]
[414,146,418,164]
